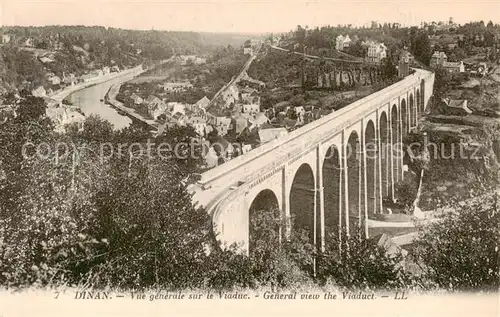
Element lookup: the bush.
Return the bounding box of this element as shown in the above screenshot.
[394,177,418,212]
[248,209,314,289]
[200,209,315,291]
[317,229,411,290]
[412,193,500,291]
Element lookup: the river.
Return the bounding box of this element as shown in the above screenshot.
[66,71,141,130]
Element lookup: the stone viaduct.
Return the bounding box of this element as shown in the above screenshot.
[191,68,435,253]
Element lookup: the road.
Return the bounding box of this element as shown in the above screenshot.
[208,48,258,107]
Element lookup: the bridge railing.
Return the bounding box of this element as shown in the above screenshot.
[199,69,433,187]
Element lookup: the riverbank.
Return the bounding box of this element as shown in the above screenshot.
[104,82,159,130]
[50,65,144,103]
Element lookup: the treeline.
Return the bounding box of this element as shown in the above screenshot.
[0,96,498,291]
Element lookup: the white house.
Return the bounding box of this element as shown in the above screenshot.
[367,42,387,63]
[163,82,193,92]
[32,86,47,97]
[48,75,61,86]
[167,102,187,115]
[242,103,260,115]
[195,96,210,109]
[204,146,219,168]
[187,116,207,136]
[46,107,85,133]
[2,34,11,44]
[335,35,352,51]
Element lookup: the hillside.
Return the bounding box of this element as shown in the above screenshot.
[0,26,254,93]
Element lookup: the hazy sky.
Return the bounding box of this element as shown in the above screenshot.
[2,0,499,34]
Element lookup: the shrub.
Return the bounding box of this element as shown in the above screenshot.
[394,177,418,212]
[412,193,500,291]
[248,209,314,289]
[317,229,411,290]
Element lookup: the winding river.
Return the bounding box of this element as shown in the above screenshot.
[65,71,141,130]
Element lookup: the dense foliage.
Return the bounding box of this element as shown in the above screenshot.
[318,230,412,290]
[412,193,500,291]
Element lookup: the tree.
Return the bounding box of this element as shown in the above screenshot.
[345,41,366,58]
[381,56,397,80]
[318,229,411,289]
[295,25,306,45]
[413,32,433,65]
[433,66,452,103]
[412,193,500,291]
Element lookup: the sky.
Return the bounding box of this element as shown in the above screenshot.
[1,0,500,34]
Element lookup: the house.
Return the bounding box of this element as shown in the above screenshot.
[187,116,207,136]
[167,102,187,115]
[24,37,35,48]
[52,41,64,51]
[249,112,269,129]
[442,61,465,73]
[102,66,111,75]
[48,75,61,86]
[204,145,219,168]
[218,85,239,108]
[46,107,85,133]
[366,42,387,63]
[430,51,448,68]
[440,99,471,116]
[232,115,249,135]
[144,95,165,118]
[176,55,207,65]
[129,93,143,105]
[39,56,55,64]
[32,86,47,97]
[210,116,232,136]
[335,35,352,51]
[243,47,253,55]
[172,112,187,126]
[111,65,120,73]
[1,34,11,44]
[240,144,252,155]
[163,82,193,92]
[258,127,287,144]
[195,96,210,109]
[152,103,169,120]
[242,103,260,115]
[294,106,306,119]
